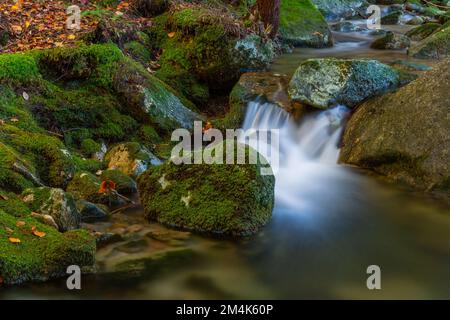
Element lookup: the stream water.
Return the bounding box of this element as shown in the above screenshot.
[1,23,449,300]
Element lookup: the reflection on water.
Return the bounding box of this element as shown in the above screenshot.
[1,23,449,300]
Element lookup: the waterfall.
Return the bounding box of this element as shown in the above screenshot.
[240,100,351,209]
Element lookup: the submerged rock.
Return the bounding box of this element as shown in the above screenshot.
[279,0,333,48]
[76,200,109,222]
[409,26,450,59]
[288,58,400,109]
[0,209,95,285]
[104,142,161,178]
[339,58,450,195]
[21,187,81,232]
[137,141,275,237]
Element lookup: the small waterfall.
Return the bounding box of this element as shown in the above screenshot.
[240,101,351,209]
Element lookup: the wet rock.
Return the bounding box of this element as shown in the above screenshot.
[76,200,109,222]
[145,229,191,242]
[409,26,450,59]
[406,23,442,41]
[115,239,149,254]
[339,58,450,195]
[280,0,333,48]
[331,21,363,32]
[405,15,424,25]
[137,141,275,237]
[370,31,411,50]
[288,58,400,109]
[312,0,368,21]
[100,169,137,194]
[22,187,81,232]
[95,232,124,249]
[104,142,161,178]
[381,10,403,25]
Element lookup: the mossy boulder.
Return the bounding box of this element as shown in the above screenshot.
[0,209,95,285]
[76,200,109,222]
[104,142,161,178]
[21,187,81,232]
[279,0,333,48]
[409,26,450,59]
[370,31,411,50]
[288,58,400,109]
[100,169,137,194]
[137,141,275,237]
[406,23,442,41]
[146,5,276,106]
[381,10,403,25]
[339,58,450,195]
[312,0,368,21]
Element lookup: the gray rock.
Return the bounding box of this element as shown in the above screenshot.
[76,200,109,222]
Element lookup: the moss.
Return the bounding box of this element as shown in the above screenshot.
[137,141,275,237]
[0,209,95,285]
[409,26,450,59]
[406,23,441,41]
[124,41,152,64]
[81,139,101,157]
[0,191,32,217]
[100,169,137,194]
[0,53,40,85]
[66,172,104,204]
[72,154,103,174]
[134,125,162,148]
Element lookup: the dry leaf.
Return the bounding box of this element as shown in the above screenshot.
[8,237,21,244]
[5,227,14,234]
[32,230,46,238]
[10,117,19,123]
[168,32,176,38]
[16,220,26,227]
[67,34,76,40]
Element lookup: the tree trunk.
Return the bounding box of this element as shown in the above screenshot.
[255,0,280,39]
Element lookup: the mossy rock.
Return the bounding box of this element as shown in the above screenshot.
[76,200,109,222]
[100,169,137,194]
[381,10,403,25]
[137,141,275,237]
[104,142,161,178]
[0,209,95,285]
[288,58,401,109]
[409,26,450,59]
[312,0,367,21]
[66,172,118,206]
[21,187,81,232]
[0,53,41,85]
[339,58,450,196]
[279,0,333,48]
[406,23,442,41]
[370,31,411,50]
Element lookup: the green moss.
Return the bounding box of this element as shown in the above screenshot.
[0,209,95,285]
[0,191,32,217]
[0,142,37,192]
[0,53,40,85]
[81,139,101,157]
[124,41,152,63]
[66,172,103,203]
[406,23,442,41]
[409,26,450,59]
[72,154,103,173]
[135,125,162,147]
[100,169,137,194]
[137,141,275,237]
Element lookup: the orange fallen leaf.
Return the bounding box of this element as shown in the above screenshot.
[67,34,76,40]
[99,180,116,194]
[8,237,21,244]
[16,221,26,227]
[10,117,19,123]
[32,230,46,238]
[168,32,176,38]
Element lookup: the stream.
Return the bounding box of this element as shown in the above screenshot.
[1,22,449,300]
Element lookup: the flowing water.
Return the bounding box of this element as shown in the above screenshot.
[1,23,449,300]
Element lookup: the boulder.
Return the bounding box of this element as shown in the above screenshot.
[279,0,333,48]
[381,10,403,25]
[76,200,109,222]
[312,0,368,21]
[137,141,275,237]
[0,209,95,285]
[331,21,364,32]
[100,169,137,194]
[406,23,442,41]
[409,26,450,59]
[288,58,400,109]
[339,58,450,194]
[21,187,81,232]
[370,31,411,50]
[131,0,170,18]
[104,142,161,178]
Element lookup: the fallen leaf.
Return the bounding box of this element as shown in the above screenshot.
[16,221,26,227]
[5,227,13,234]
[32,230,46,238]
[8,237,21,244]
[22,91,29,100]
[168,32,176,38]
[67,34,76,40]
[10,117,19,123]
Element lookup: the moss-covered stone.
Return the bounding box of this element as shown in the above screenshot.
[66,172,119,206]
[409,26,450,59]
[279,0,333,48]
[370,31,411,50]
[22,187,81,232]
[406,23,442,41]
[137,141,275,237]
[100,169,137,194]
[339,58,450,196]
[76,199,109,222]
[381,10,403,25]
[288,58,401,109]
[0,209,95,285]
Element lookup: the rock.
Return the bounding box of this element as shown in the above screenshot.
[312,0,367,21]
[76,200,109,222]
[137,141,275,237]
[30,212,59,229]
[22,187,81,232]
[331,21,363,32]
[339,58,450,195]
[95,232,124,249]
[390,60,432,72]
[104,142,161,178]
[381,10,403,25]
[288,58,400,109]
[100,169,137,194]
[370,31,411,50]
[405,15,424,25]
[279,0,333,48]
[215,72,293,130]
[409,26,450,59]
[0,209,95,285]
[406,23,442,41]
[234,34,277,71]
[113,58,204,132]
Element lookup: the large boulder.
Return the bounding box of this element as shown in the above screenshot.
[137,141,275,237]
[312,0,368,21]
[0,209,95,285]
[339,58,450,194]
[288,59,400,109]
[406,23,442,41]
[370,31,411,50]
[409,26,450,59]
[279,0,333,48]
[104,142,161,178]
[21,187,81,232]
